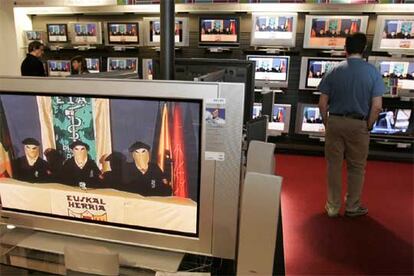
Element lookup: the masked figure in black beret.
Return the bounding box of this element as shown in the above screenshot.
[124,141,172,196]
[14,138,51,183]
[60,140,101,188]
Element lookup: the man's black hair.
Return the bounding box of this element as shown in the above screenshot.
[345,32,367,55]
[28,40,43,53]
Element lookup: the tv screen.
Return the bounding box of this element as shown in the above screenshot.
[107,58,138,73]
[24,30,47,46]
[295,103,325,135]
[47,24,68,43]
[47,60,71,77]
[303,15,368,49]
[142,58,154,80]
[199,17,239,47]
[247,55,290,88]
[371,109,412,136]
[252,103,262,119]
[268,104,291,134]
[299,57,344,90]
[250,13,297,47]
[107,22,139,44]
[85,58,100,73]
[372,16,414,53]
[70,22,102,45]
[144,17,189,47]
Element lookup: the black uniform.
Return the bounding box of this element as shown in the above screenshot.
[13,156,51,183]
[21,54,46,77]
[124,162,172,196]
[60,157,101,188]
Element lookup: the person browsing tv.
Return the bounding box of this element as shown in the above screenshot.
[21,41,46,77]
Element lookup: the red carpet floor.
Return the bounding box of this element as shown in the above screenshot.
[275,154,414,275]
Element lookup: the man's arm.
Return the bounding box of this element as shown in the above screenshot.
[318,94,329,126]
[367,96,382,130]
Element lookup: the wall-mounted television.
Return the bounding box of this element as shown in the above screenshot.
[85,58,101,74]
[295,103,325,136]
[299,56,344,90]
[303,15,368,50]
[107,57,138,73]
[105,22,141,46]
[142,58,154,80]
[47,60,71,77]
[252,102,262,119]
[250,13,297,48]
[268,104,291,135]
[47,23,68,43]
[143,17,189,47]
[199,16,240,47]
[69,22,102,45]
[247,55,290,89]
[371,108,413,137]
[23,30,47,46]
[372,15,414,54]
[0,77,244,259]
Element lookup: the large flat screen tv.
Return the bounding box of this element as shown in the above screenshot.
[69,22,102,45]
[47,23,68,43]
[250,13,297,48]
[303,15,368,50]
[143,17,189,47]
[247,55,290,89]
[105,22,141,46]
[371,108,413,138]
[299,57,344,90]
[107,57,138,73]
[47,60,71,77]
[0,77,244,259]
[372,15,414,54]
[199,16,240,47]
[295,103,325,136]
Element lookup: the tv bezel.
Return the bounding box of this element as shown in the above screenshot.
[250,12,298,48]
[46,23,69,44]
[198,16,240,47]
[299,56,344,91]
[268,103,291,135]
[295,103,325,136]
[85,57,101,74]
[143,17,189,47]
[68,22,103,46]
[47,59,71,77]
[246,55,290,89]
[372,15,414,54]
[303,15,369,50]
[107,57,139,73]
[105,21,141,46]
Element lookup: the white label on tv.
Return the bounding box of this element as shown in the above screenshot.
[206,98,226,105]
[205,151,225,161]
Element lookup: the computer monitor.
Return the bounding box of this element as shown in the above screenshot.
[23,30,47,46]
[199,16,240,47]
[371,108,413,137]
[295,103,325,136]
[250,13,297,48]
[372,15,414,54]
[107,57,138,73]
[303,15,368,50]
[299,57,344,90]
[85,58,101,74]
[105,22,141,46]
[268,104,291,135]
[247,55,290,89]
[252,103,262,119]
[47,60,71,77]
[69,22,102,45]
[143,17,189,47]
[47,23,68,43]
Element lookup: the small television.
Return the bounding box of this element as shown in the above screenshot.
[69,22,102,45]
[295,103,325,136]
[372,15,414,54]
[368,56,414,97]
[268,104,291,135]
[85,58,101,73]
[107,57,138,73]
[299,57,344,90]
[199,16,240,47]
[247,55,290,89]
[142,58,154,80]
[105,22,141,46]
[47,60,71,77]
[250,13,297,48]
[47,23,68,43]
[371,108,413,137]
[143,17,189,47]
[252,103,262,119]
[23,30,47,46]
[303,15,368,50]
[0,77,244,259]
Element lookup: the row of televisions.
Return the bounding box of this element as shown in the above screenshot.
[24,14,414,52]
[253,103,413,139]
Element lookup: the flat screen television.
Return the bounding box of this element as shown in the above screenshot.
[295,103,325,136]
[199,16,240,47]
[0,77,244,259]
[23,30,47,46]
[47,23,68,43]
[47,60,71,77]
[247,55,290,89]
[105,22,140,46]
[372,15,414,54]
[371,108,413,137]
[69,22,102,45]
[250,13,297,48]
[252,102,262,119]
[268,104,291,134]
[85,58,101,74]
[142,58,154,80]
[299,57,344,90]
[368,56,414,97]
[107,57,138,73]
[143,17,189,47]
[303,15,368,50]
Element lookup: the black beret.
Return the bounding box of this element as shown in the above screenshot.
[22,137,40,146]
[69,140,90,150]
[128,141,150,152]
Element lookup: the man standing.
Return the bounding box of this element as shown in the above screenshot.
[21,41,46,77]
[318,33,385,218]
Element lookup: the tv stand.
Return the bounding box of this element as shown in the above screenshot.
[49,45,64,51]
[113,46,137,51]
[73,45,96,51]
[206,47,231,53]
[322,49,346,57]
[309,135,325,142]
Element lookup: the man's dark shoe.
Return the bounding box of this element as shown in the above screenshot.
[345,206,368,217]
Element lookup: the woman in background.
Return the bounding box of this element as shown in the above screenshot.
[70,55,89,75]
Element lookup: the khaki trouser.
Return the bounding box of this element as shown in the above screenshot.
[325,116,370,212]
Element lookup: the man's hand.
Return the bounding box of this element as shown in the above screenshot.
[318,94,329,126]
